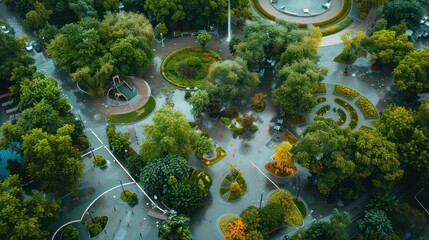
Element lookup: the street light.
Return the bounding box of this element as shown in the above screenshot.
[227,0,232,42]
[87,210,94,221]
[118,179,127,197]
[160,33,164,47]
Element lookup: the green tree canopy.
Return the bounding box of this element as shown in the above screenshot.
[17,99,65,134]
[278,42,319,68]
[240,205,261,232]
[197,31,212,48]
[140,106,212,160]
[393,47,429,100]
[188,90,209,115]
[363,29,414,65]
[358,209,393,239]
[159,211,191,240]
[140,155,189,195]
[260,203,285,234]
[355,0,388,18]
[22,125,84,196]
[383,0,424,29]
[0,175,61,240]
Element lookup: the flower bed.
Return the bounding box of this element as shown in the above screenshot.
[316,105,331,116]
[355,96,379,119]
[120,190,138,205]
[219,216,240,235]
[334,85,360,100]
[337,108,347,125]
[334,98,358,129]
[293,199,307,217]
[284,113,307,126]
[201,146,226,168]
[87,216,108,238]
[370,120,379,127]
[265,162,297,177]
[312,83,327,94]
[219,173,247,201]
[161,47,222,88]
[282,130,298,144]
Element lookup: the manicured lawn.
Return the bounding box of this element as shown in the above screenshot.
[201,146,227,168]
[219,216,240,235]
[334,98,359,129]
[162,47,222,88]
[355,96,379,119]
[334,84,360,100]
[107,96,156,124]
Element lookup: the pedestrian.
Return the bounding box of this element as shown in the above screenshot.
[85,179,89,184]
[98,180,101,185]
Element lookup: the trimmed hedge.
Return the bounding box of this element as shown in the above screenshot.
[355,96,378,119]
[315,97,327,104]
[337,108,347,125]
[335,98,358,129]
[316,105,331,116]
[312,83,327,94]
[250,0,276,20]
[334,84,360,100]
[161,47,222,88]
[314,0,352,27]
[321,17,354,36]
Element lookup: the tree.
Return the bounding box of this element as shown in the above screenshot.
[240,206,261,232]
[245,231,264,240]
[188,90,209,115]
[229,35,241,55]
[140,155,189,194]
[354,130,403,190]
[0,175,60,240]
[377,105,429,171]
[355,0,388,18]
[299,208,350,240]
[139,106,212,160]
[337,30,366,65]
[155,22,168,38]
[251,92,267,111]
[278,42,319,69]
[197,31,212,48]
[383,0,424,30]
[159,211,191,240]
[373,18,388,32]
[22,125,84,196]
[204,57,260,102]
[106,124,131,156]
[165,178,207,215]
[393,47,429,100]
[19,76,70,116]
[17,100,65,134]
[23,1,53,30]
[392,203,429,238]
[291,117,355,194]
[305,26,322,51]
[224,219,246,240]
[272,141,296,176]
[0,33,34,83]
[358,209,393,239]
[362,29,414,65]
[193,134,213,158]
[260,203,285,233]
[416,99,429,134]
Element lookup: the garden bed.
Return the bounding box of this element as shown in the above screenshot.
[268,190,303,226]
[293,198,307,217]
[107,96,156,124]
[219,173,247,201]
[316,105,331,116]
[265,162,297,177]
[284,113,307,126]
[355,96,378,119]
[219,216,240,235]
[311,83,327,94]
[201,146,227,168]
[334,98,358,130]
[161,47,222,88]
[336,107,347,125]
[333,84,360,100]
[86,216,108,238]
[282,130,298,144]
[120,190,138,205]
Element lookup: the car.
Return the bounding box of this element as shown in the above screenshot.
[24,42,33,51]
[421,16,429,24]
[31,41,42,52]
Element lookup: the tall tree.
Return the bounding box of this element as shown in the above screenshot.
[240,206,261,232]
[224,219,247,240]
[22,125,84,196]
[393,47,429,100]
[140,106,212,160]
[23,1,53,30]
[188,90,209,115]
[278,42,319,69]
[17,99,65,134]
[304,26,322,51]
[337,30,366,65]
[197,31,212,49]
[159,211,191,240]
[355,0,388,18]
[383,0,424,29]
[358,209,393,239]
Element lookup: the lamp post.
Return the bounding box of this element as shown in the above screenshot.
[259,193,263,210]
[227,0,231,42]
[87,210,94,221]
[118,179,127,197]
[160,33,164,47]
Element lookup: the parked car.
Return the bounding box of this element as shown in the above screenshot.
[31,41,42,52]
[24,42,33,51]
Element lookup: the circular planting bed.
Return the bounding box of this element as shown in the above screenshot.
[219,166,247,201]
[161,47,222,88]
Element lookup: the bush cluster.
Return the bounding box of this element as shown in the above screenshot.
[316,105,331,116]
[335,98,359,129]
[337,108,347,125]
[334,85,360,100]
[221,117,232,126]
[174,56,202,78]
[120,190,139,205]
[92,155,106,167]
[250,0,276,20]
[321,18,354,36]
[311,83,327,94]
[355,96,379,119]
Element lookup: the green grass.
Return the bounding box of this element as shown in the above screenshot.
[337,108,347,125]
[161,47,222,88]
[219,216,240,235]
[294,198,307,217]
[335,98,359,129]
[107,96,156,124]
[220,174,247,201]
[355,96,379,119]
[201,146,227,168]
[334,85,360,100]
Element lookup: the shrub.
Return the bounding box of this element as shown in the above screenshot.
[174,56,202,78]
[231,126,244,135]
[120,190,139,205]
[260,203,286,232]
[334,85,360,100]
[268,190,303,226]
[188,121,197,128]
[337,108,347,125]
[335,98,359,129]
[87,216,108,238]
[355,96,378,119]
[221,107,239,119]
[63,225,79,240]
[311,83,326,94]
[282,130,298,144]
[77,133,91,151]
[92,155,106,167]
[221,117,232,126]
[250,0,276,20]
[316,105,331,116]
[322,18,354,36]
[284,114,307,126]
[250,125,258,133]
[251,93,268,112]
[184,91,192,101]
